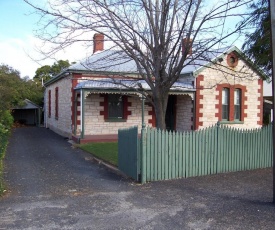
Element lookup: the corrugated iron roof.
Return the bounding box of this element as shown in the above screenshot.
[68,50,138,73]
[69,46,232,75]
[13,99,40,110]
[45,45,266,86]
[75,78,195,93]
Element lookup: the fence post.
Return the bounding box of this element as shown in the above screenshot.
[216,121,220,173]
[141,127,147,184]
[141,95,146,184]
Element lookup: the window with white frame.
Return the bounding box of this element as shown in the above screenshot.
[222,88,229,120]
[234,89,241,120]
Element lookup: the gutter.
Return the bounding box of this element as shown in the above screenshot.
[44,69,140,87]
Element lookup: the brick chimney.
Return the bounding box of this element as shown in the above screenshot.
[93,33,104,53]
[182,38,192,56]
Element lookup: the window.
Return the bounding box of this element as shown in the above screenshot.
[226,52,239,67]
[234,89,241,120]
[229,57,236,64]
[108,95,123,119]
[222,88,229,120]
[48,90,51,117]
[55,87,59,119]
[216,84,245,123]
[100,94,131,121]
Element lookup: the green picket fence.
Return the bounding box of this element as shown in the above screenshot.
[118,124,273,183]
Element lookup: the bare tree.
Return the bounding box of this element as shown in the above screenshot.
[25,0,253,129]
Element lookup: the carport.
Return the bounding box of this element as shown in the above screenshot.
[12,99,41,126]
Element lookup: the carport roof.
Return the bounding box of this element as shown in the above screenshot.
[13,99,40,110]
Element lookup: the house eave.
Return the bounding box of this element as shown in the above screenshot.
[44,69,141,87]
[68,69,139,76]
[179,72,194,77]
[44,71,69,87]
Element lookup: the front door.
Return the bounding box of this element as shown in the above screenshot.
[165,95,176,131]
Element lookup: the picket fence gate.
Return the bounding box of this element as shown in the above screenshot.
[118,126,140,181]
[118,124,273,183]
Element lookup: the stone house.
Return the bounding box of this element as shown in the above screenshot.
[44,34,264,143]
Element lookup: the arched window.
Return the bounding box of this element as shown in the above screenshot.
[216,84,246,123]
[222,88,229,120]
[234,89,241,120]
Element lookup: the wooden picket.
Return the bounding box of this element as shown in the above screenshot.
[118,124,273,183]
[141,124,273,182]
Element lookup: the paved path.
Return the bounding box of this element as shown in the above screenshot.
[0,127,275,229]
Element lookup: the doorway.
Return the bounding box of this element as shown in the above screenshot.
[165,95,176,131]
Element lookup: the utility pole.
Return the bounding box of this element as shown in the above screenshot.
[269,0,275,203]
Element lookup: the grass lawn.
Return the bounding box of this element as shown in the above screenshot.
[79,142,118,166]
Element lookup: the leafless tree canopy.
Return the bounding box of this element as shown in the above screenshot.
[25,0,253,129]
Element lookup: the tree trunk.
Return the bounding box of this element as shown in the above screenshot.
[153,89,169,130]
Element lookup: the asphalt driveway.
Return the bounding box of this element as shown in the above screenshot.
[0,127,274,229]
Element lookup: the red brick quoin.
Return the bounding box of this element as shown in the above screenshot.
[195,75,204,130]
[257,79,263,125]
[71,73,82,129]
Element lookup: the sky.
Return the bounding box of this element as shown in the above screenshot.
[0,0,249,79]
[0,0,86,78]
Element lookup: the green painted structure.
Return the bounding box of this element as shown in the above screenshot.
[118,124,273,183]
[118,126,140,181]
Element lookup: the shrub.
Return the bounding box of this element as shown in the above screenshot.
[0,160,4,195]
[0,110,13,195]
[0,110,13,129]
[0,111,13,157]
